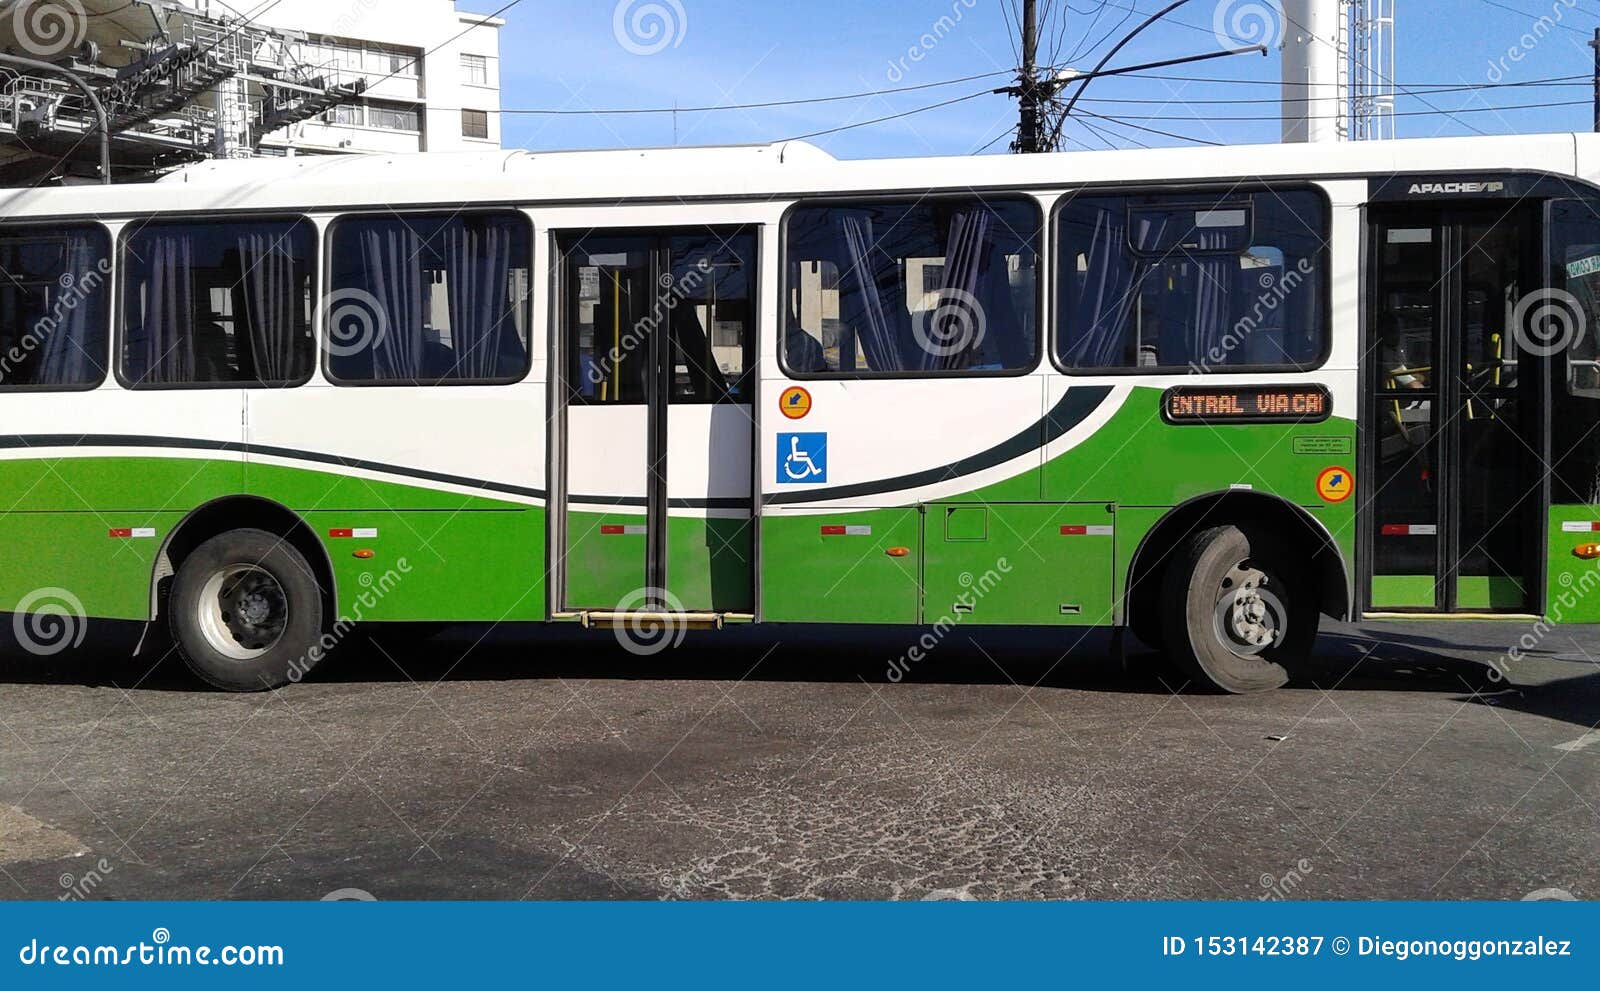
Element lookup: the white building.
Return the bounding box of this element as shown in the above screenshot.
[193,0,504,155]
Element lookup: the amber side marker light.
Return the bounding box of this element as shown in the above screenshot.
[1573,544,1600,560]
[353,549,376,560]
[886,547,911,558]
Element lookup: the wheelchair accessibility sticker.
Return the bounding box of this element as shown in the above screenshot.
[778,432,828,484]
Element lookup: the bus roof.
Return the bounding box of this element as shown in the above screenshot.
[0,131,1595,220]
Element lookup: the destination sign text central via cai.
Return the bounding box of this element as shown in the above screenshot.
[1162,385,1332,425]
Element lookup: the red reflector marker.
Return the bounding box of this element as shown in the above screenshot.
[600,525,626,535]
[109,528,132,538]
[1060,525,1087,536]
[328,528,354,539]
[820,525,847,536]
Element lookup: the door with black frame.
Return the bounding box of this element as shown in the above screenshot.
[555,227,757,615]
[1365,204,1545,613]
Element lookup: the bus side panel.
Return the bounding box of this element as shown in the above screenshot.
[0,455,244,621]
[302,509,544,623]
[922,503,1114,625]
[1546,507,1600,623]
[759,509,920,623]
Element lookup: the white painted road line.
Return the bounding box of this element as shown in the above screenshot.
[1554,731,1600,753]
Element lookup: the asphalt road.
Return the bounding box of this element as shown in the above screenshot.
[0,618,1596,901]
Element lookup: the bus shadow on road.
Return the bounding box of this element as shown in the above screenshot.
[2,620,1597,726]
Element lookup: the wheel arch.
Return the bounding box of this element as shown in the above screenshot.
[1124,490,1352,632]
[149,496,336,624]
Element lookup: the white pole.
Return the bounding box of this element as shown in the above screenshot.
[1281,0,1343,143]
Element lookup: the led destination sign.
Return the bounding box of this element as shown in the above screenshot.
[1162,385,1332,425]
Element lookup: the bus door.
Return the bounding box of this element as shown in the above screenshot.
[1364,204,1544,613]
[553,228,757,617]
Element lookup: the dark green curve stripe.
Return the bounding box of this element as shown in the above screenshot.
[764,385,1116,506]
[0,434,549,501]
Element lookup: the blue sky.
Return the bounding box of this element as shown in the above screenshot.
[480,0,1600,159]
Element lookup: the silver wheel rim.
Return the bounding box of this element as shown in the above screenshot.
[195,565,288,661]
[1212,560,1287,658]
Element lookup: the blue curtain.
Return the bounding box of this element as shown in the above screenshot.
[442,221,517,379]
[1062,206,1142,368]
[36,233,101,385]
[131,233,195,385]
[359,226,425,381]
[235,232,301,383]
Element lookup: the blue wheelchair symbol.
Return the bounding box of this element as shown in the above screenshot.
[777,433,827,484]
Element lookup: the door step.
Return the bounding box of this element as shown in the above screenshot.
[561,611,752,631]
[1361,612,1540,621]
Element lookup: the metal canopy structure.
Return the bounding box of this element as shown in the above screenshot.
[0,0,365,184]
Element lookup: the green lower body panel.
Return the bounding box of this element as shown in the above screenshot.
[306,509,544,623]
[0,512,170,621]
[1370,574,1438,610]
[667,515,753,613]
[1547,507,1600,623]
[923,503,1115,626]
[564,511,646,610]
[761,509,921,623]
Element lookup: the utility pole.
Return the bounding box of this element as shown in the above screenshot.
[1591,28,1600,133]
[1016,0,1042,153]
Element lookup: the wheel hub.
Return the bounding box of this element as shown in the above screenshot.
[1215,562,1286,656]
[198,566,288,661]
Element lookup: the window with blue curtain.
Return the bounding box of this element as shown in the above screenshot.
[1055,189,1329,373]
[0,224,110,390]
[783,197,1041,376]
[326,212,531,385]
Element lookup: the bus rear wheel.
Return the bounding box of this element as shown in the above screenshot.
[1160,525,1316,694]
[169,528,326,692]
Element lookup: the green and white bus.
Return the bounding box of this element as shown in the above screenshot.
[3,133,1600,693]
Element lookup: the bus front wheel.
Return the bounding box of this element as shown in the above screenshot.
[1159,525,1316,694]
[169,528,326,692]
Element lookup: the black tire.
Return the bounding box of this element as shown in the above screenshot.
[168,528,326,692]
[1160,525,1317,694]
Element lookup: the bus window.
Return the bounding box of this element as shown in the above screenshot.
[121,218,315,388]
[782,197,1040,376]
[1056,188,1328,373]
[325,212,531,385]
[1550,199,1600,504]
[0,225,110,390]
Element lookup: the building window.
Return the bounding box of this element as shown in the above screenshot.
[783,197,1041,376]
[1055,188,1329,372]
[326,213,532,385]
[0,224,111,390]
[461,109,489,140]
[368,104,419,132]
[120,219,317,388]
[460,53,489,86]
